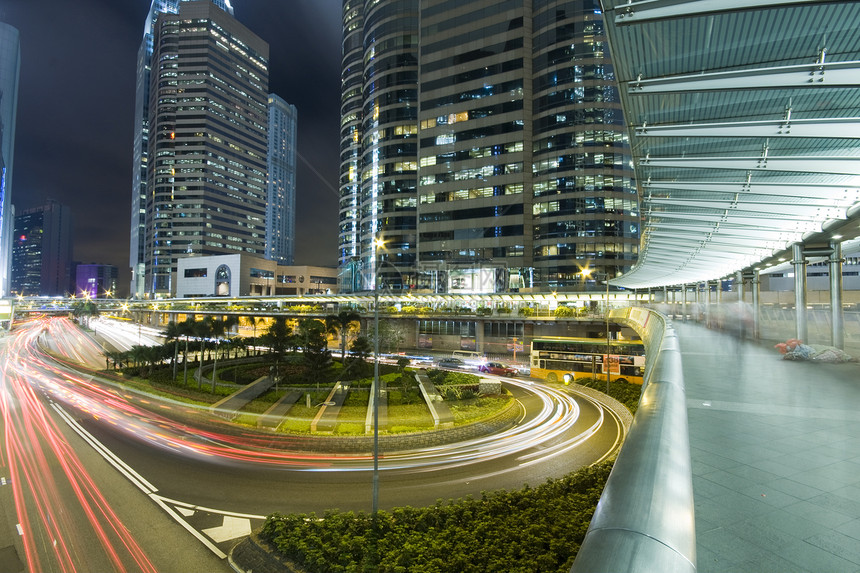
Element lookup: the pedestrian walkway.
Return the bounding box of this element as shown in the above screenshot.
[675,321,860,573]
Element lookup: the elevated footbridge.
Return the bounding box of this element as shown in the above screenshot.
[573,2,860,571]
[601,0,860,345]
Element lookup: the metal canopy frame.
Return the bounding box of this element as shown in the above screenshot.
[601,0,860,288]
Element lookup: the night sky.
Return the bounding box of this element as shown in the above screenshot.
[0,0,343,296]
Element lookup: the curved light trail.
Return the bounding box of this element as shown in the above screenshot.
[2,316,626,566]
[8,318,621,478]
[1,317,159,573]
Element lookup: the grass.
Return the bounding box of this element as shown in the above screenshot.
[91,361,514,437]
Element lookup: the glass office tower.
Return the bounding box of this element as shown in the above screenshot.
[339,0,638,293]
[145,1,269,295]
[0,22,21,298]
[266,94,297,266]
[131,0,236,297]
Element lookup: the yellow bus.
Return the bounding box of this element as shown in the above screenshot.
[530,337,646,385]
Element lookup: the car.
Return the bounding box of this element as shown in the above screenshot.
[437,357,466,369]
[478,361,518,376]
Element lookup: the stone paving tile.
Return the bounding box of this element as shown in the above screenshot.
[732,553,814,573]
[779,540,860,573]
[693,476,737,500]
[723,462,782,484]
[748,509,827,541]
[765,477,827,501]
[805,530,860,566]
[836,518,860,541]
[735,483,800,508]
[696,527,774,572]
[782,500,856,529]
[807,492,860,519]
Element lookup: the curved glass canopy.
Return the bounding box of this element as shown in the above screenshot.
[601,0,860,288]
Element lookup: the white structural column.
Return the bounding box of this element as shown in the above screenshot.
[829,241,844,349]
[682,284,687,321]
[792,243,808,342]
[735,271,745,338]
[751,270,761,340]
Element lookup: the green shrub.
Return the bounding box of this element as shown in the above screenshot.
[261,461,614,573]
[554,306,575,318]
[578,377,642,414]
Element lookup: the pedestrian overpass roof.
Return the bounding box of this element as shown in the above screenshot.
[602,0,860,288]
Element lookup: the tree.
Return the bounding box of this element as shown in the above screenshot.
[371,319,405,355]
[325,310,361,364]
[260,316,292,359]
[192,318,213,389]
[347,336,371,377]
[297,319,332,380]
[71,299,100,328]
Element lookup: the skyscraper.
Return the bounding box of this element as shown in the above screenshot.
[338,0,639,293]
[144,1,269,296]
[0,22,21,298]
[266,94,297,266]
[130,0,236,298]
[12,201,74,297]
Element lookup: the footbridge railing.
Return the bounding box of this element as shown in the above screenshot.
[570,307,696,573]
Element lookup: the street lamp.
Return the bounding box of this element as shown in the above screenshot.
[581,266,612,393]
[372,236,385,519]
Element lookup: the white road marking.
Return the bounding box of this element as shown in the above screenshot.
[203,516,252,543]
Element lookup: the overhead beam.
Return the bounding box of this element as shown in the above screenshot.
[642,181,860,200]
[639,156,860,175]
[635,117,860,139]
[628,61,860,94]
[646,198,848,218]
[652,211,823,230]
[612,0,823,24]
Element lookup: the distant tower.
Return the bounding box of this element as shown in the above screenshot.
[130,0,236,298]
[0,22,21,298]
[76,264,119,299]
[265,94,297,265]
[144,1,269,296]
[12,201,74,297]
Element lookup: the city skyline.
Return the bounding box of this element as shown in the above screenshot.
[0,0,342,297]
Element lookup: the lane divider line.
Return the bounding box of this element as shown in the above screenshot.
[149,495,227,559]
[51,403,159,494]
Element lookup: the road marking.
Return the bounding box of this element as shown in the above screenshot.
[150,495,227,559]
[203,516,252,543]
[51,403,159,493]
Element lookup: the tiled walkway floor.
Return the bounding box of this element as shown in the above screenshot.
[674,321,860,573]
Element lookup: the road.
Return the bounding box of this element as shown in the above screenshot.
[1,317,626,570]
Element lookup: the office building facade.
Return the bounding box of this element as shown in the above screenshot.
[265,94,297,266]
[76,264,119,299]
[145,1,269,296]
[11,201,74,297]
[0,22,21,298]
[338,0,638,293]
[131,0,238,298]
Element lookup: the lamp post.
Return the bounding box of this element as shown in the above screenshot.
[372,237,384,519]
[581,266,612,392]
[605,273,611,394]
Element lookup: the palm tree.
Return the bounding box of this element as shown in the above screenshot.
[325,310,361,365]
[192,318,213,389]
[162,320,183,381]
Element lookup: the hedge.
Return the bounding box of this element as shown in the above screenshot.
[260,460,613,573]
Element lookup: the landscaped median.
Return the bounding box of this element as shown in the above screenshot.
[231,461,614,573]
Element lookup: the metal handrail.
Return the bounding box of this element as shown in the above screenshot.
[570,308,696,573]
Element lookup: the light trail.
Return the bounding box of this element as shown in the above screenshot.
[8,317,621,477]
[0,318,158,573]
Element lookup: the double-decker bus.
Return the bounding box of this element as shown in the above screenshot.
[530,337,646,384]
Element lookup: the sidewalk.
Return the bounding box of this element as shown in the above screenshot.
[675,321,860,572]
